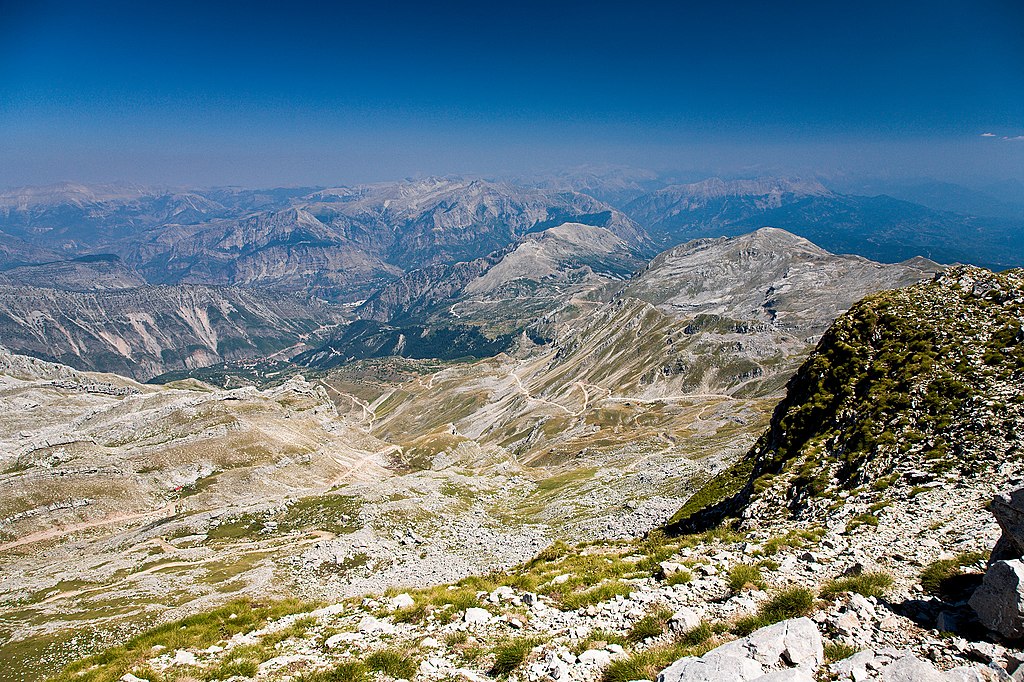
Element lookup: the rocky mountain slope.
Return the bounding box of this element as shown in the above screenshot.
[622,228,942,339]
[22,266,1024,682]
[0,285,340,379]
[0,255,147,290]
[0,179,647,302]
[667,264,1024,533]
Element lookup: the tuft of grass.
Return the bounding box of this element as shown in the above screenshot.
[665,569,693,586]
[820,572,893,600]
[489,638,543,677]
[727,564,766,593]
[392,602,428,624]
[846,513,879,532]
[365,649,418,679]
[677,621,714,647]
[920,552,987,597]
[296,660,368,682]
[601,643,698,682]
[824,642,859,663]
[444,631,469,647]
[732,586,816,636]
[561,581,634,610]
[626,607,673,643]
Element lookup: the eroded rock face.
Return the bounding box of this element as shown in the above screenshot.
[969,559,1024,639]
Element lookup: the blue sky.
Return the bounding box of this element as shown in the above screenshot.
[1,0,1022,187]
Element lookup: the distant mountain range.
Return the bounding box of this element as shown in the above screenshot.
[0,173,1018,378]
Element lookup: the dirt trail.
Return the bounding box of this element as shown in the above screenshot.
[0,505,174,553]
[318,380,374,426]
[509,371,574,415]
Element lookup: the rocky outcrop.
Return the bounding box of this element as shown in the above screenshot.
[970,487,1024,640]
[989,489,1024,561]
[970,560,1024,640]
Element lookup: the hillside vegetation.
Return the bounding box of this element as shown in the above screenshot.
[667,265,1024,532]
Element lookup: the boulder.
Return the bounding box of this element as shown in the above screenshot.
[463,607,491,625]
[879,654,957,682]
[578,649,613,666]
[669,606,703,633]
[657,654,764,682]
[990,488,1024,560]
[714,617,823,669]
[390,592,415,609]
[657,618,823,682]
[754,670,815,682]
[969,559,1024,638]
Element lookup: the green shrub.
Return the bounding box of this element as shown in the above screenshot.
[489,638,542,677]
[627,608,672,643]
[665,569,693,586]
[601,643,692,682]
[846,513,879,532]
[733,586,816,635]
[920,552,987,597]
[728,564,766,593]
[365,649,418,679]
[824,642,859,663]
[561,581,633,610]
[820,572,893,600]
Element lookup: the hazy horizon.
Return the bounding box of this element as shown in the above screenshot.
[2,0,1022,189]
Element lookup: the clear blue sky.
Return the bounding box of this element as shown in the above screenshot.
[1,0,1022,187]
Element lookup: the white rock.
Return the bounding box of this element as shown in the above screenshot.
[358,615,396,633]
[326,632,362,648]
[657,654,764,682]
[669,606,703,633]
[463,607,491,625]
[754,670,815,682]
[490,586,516,602]
[390,592,415,609]
[578,649,613,666]
[172,650,197,666]
[661,561,688,575]
[716,618,823,670]
[879,654,953,682]
[421,636,442,648]
[970,559,1024,639]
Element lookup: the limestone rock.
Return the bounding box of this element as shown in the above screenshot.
[669,606,703,634]
[464,607,491,625]
[657,654,764,682]
[969,560,1024,639]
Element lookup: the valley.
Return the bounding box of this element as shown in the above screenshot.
[0,200,950,679]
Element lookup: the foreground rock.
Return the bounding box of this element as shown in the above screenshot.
[658,617,822,682]
[658,618,997,682]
